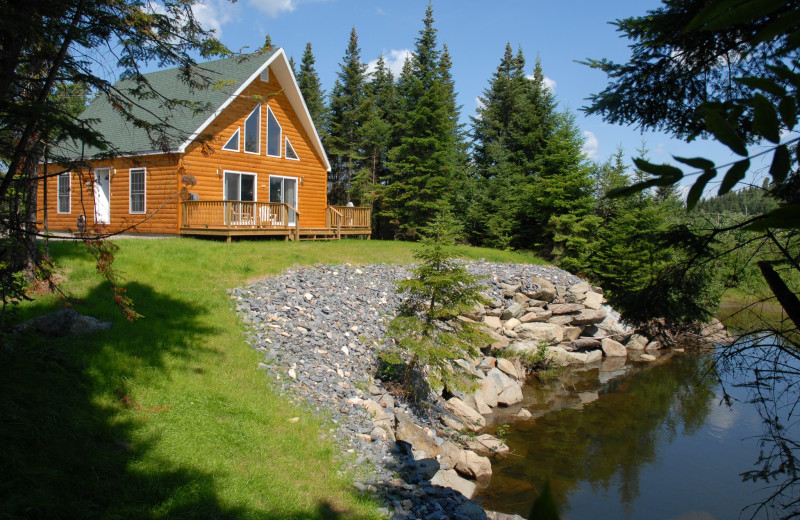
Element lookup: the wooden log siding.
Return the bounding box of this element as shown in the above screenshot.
[181,66,329,228]
[37,156,181,235]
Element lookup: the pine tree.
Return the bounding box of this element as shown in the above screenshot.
[381,5,465,240]
[296,43,327,139]
[386,204,489,396]
[327,28,368,205]
[352,55,399,231]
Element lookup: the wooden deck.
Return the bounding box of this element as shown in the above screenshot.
[180,201,371,242]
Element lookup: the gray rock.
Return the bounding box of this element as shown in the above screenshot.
[582,291,604,310]
[16,309,112,337]
[444,397,485,432]
[516,322,564,344]
[431,469,476,499]
[570,309,607,326]
[569,281,591,295]
[549,303,584,315]
[601,338,628,357]
[501,302,524,320]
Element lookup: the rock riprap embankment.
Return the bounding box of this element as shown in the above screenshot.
[230,261,668,520]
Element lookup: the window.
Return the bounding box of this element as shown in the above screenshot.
[224,171,256,201]
[285,137,299,160]
[244,104,260,154]
[57,173,71,214]
[266,106,282,157]
[129,168,146,213]
[223,127,240,151]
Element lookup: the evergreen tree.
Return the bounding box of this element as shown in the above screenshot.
[469,46,590,251]
[386,204,488,396]
[296,43,327,139]
[327,28,368,205]
[352,55,399,234]
[380,5,465,240]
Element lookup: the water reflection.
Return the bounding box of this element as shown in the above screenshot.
[475,352,769,520]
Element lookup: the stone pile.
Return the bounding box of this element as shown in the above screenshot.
[230,261,670,520]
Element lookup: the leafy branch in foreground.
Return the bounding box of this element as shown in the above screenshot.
[385,204,489,398]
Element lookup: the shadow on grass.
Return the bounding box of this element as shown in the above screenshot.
[0,280,358,520]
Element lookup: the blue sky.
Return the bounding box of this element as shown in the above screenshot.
[190,0,766,191]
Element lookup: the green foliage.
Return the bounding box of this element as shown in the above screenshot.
[386,205,489,395]
[469,45,593,250]
[379,5,467,240]
[327,27,369,205]
[584,1,800,513]
[296,42,327,139]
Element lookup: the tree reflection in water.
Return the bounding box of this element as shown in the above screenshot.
[473,352,763,519]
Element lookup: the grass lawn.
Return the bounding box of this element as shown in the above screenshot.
[2,238,541,519]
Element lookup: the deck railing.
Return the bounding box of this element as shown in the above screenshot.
[326,205,371,230]
[182,200,300,229]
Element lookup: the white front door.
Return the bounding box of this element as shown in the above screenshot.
[94,168,111,224]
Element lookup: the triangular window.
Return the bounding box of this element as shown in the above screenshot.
[285,137,299,160]
[222,128,240,151]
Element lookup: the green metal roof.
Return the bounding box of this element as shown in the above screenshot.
[68,50,278,158]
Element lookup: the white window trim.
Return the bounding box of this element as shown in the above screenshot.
[266,105,282,158]
[57,172,71,214]
[285,137,300,161]
[244,104,261,155]
[223,170,258,201]
[222,127,241,152]
[129,167,146,214]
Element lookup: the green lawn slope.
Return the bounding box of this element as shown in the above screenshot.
[2,238,541,519]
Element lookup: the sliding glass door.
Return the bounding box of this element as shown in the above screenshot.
[269,176,297,226]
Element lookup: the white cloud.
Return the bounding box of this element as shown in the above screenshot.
[475,97,485,110]
[654,142,666,155]
[526,74,556,93]
[192,0,233,37]
[581,131,599,160]
[367,49,413,77]
[247,0,324,17]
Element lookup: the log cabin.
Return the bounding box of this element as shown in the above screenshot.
[37,48,370,242]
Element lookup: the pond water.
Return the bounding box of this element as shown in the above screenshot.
[474,352,775,520]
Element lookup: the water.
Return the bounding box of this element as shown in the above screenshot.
[474,352,776,520]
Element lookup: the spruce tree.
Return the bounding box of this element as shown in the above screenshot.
[352,55,399,232]
[296,43,327,139]
[386,204,488,396]
[381,5,465,240]
[327,28,368,205]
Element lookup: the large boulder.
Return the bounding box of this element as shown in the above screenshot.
[501,301,525,320]
[516,322,564,344]
[431,469,477,498]
[570,309,607,326]
[484,316,502,331]
[395,413,440,459]
[519,308,552,323]
[548,303,584,315]
[582,291,604,310]
[455,450,492,479]
[444,397,486,432]
[567,349,603,364]
[466,434,510,454]
[496,357,521,380]
[626,334,648,350]
[485,367,523,405]
[601,338,628,357]
[16,309,112,337]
